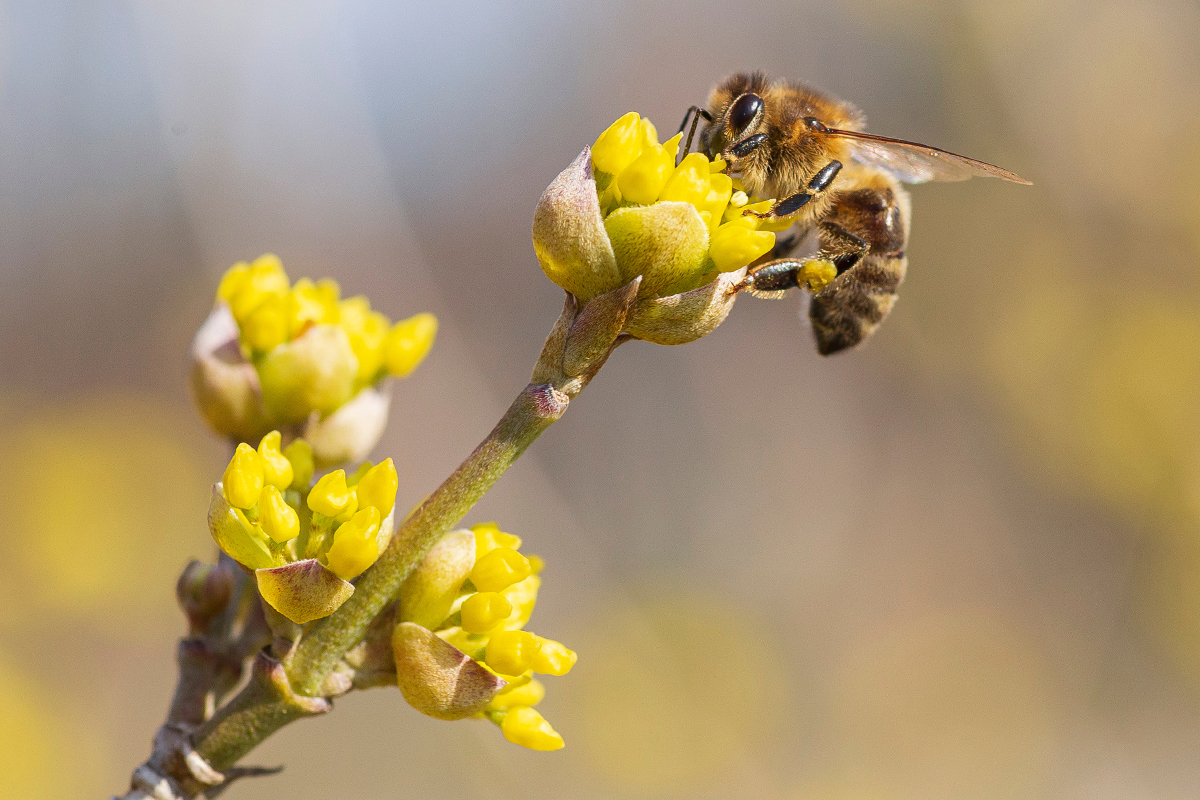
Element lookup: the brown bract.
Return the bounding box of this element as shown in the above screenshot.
[256,559,355,625]
[392,622,507,720]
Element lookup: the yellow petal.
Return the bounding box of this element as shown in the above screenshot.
[591,112,644,176]
[709,221,775,272]
[500,706,564,751]
[531,636,577,676]
[489,678,546,710]
[258,485,300,543]
[283,438,314,490]
[461,592,514,634]
[257,431,294,490]
[384,313,438,377]
[222,443,264,509]
[355,458,397,516]
[485,630,539,676]
[324,507,382,580]
[308,469,353,517]
[470,547,532,593]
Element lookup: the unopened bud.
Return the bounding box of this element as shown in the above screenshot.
[223,443,265,509]
[176,559,233,629]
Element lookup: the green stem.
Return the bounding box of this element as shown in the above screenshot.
[286,381,570,695]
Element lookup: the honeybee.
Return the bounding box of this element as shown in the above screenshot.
[679,72,1030,355]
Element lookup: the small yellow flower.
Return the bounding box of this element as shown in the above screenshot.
[470,546,532,592]
[384,313,438,378]
[222,443,264,509]
[256,430,294,490]
[394,523,574,750]
[207,432,399,624]
[500,707,564,751]
[191,255,439,468]
[325,506,382,580]
[461,592,514,633]
[308,470,354,517]
[354,458,398,516]
[258,485,300,544]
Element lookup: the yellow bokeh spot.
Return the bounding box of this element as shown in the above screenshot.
[0,397,214,625]
[573,594,785,794]
[832,610,1059,800]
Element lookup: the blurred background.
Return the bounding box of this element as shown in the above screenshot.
[1,1,1198,797]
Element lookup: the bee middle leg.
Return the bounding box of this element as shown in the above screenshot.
[743,160,843,221]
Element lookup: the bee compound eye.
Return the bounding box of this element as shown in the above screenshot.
[728,93,763,133]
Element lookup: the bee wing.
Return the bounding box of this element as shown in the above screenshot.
[826,128,1032,185]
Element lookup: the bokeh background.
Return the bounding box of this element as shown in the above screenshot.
[1,1,1198,797]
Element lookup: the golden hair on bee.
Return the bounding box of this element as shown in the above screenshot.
[678,71,1029,355]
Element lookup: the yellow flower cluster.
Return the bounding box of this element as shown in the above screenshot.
[210,431,399,623]
[404,523,576,750]
[591,112,791,272]
[216,253,438,389]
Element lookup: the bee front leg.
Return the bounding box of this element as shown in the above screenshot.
[743,160,843,222]
[677,105,713,165]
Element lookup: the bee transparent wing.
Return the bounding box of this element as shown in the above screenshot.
[827,128,1032,185]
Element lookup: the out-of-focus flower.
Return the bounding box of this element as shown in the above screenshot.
[191,254,437,466]
[207,430,398,624]
[392,522,573,750]
[533,113,786,346]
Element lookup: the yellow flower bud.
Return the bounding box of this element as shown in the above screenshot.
[308,469,354,517]
[223,443,265,509]
[286,277,339,337]
[489,678,545,710]
[258,485,300,543]
[709,220,776,271]
[325,506,382,580]
[526,554,545,574]
[470,547,532,593]
[257,430,294,490]
[591,112,644,175]
[383,313,438,378]
[500,575,541,631]
[283,438,314,490]
[355,458,397,516]
[227,254,290,323]
[257,324,358,423]
[471,522,522,559]
[798,258,838,292]
[461,592,514,634]
[485,630,539,676]
[344,309,391,386]
[531,636,577,676]
[617,133,681,206]
[658,152,712,207]
[239,292,288,352]
[501,706,564,751]
[700,172,734,233]
[216,262,250,304]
